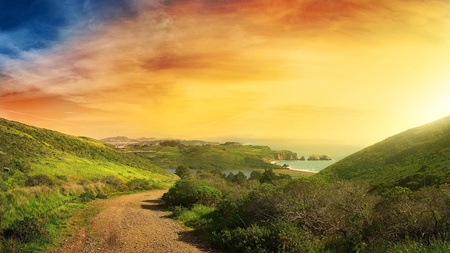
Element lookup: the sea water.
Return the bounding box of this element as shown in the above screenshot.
[274,160,335,173]
[167,159,335,176]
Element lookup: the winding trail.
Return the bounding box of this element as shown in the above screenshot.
[53,190,217,253]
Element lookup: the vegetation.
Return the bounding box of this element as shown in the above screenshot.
[161,116,450,252]
[163,169,450,252]
[123,141,288,171]
[317,116,450,191]
[0,118,177,251]
[3,114,450,252]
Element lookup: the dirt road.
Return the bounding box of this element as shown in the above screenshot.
[53,190,217,253]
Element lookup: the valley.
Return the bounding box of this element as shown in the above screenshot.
[1,116,450,252]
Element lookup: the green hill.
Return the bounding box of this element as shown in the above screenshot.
[317,116,450,190]
[122,141,294,171]
[0,118,176,251]
[0,118,176,187]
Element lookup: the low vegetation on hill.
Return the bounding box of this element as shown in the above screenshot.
[0,118,176,252]
[162,116,450,252]
[3,114,449,252]
[122,141,292,171]
[163,169,450,252]
[317,116,450,191]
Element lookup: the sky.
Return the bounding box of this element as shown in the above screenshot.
[1,0,449,157]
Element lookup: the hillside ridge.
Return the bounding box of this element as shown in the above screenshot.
[317,116,450,190]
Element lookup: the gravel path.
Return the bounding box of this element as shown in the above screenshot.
[54,190,218,253]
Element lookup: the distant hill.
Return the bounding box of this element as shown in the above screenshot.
[0,118,176,189]
[122,141,297,171]
[317,116,450,190]
[101,136,220,147]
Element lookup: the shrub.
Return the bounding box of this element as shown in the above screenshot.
[0,237,24,253]
[126,178,152,191]
[219,224,273,253]
[2,217,49,244]
[55,175,68,182]
[25,174,54,186]
[101,176,125,190]
[177,204,216,229]
[273,222,324,253]
[249,171,262,181]
[79,192,96,203]
[101,175,123,186]
[175,165,191,179]
[8,158,31,173]
[162,178,222,208]
[240,183,281,224]
[96,192,108,199]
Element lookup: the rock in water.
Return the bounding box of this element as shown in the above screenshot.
[307,154,332,161]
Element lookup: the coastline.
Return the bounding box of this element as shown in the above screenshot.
[273,159,335,174]
[273,168,316,177]
[288,167,318,174]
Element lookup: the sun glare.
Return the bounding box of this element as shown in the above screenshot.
[418,77,450,123]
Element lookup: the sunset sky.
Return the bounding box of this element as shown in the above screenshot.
[1,0,449,157]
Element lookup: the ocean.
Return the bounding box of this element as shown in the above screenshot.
[167,159,335,176]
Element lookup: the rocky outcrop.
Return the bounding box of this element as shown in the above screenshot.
[299,156,306,160]
[307,154,332,161]
[274,151,298,160]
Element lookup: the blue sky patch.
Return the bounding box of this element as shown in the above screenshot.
[0,0,138,59]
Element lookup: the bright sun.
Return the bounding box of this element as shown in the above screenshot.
[419,77,450,123]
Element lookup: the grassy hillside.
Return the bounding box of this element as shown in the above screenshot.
[0,118,176,186]
[0,118,176,251]
[317,116,450,190]
[123,141,292,171]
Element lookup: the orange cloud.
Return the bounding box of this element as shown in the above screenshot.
[1,0,449,146]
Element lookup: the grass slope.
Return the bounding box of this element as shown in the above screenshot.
[0,118,176,251]
[124,142,291,171]
[317,116,450,190]
[0,118,175,187]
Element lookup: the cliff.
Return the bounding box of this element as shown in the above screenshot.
[274,151,298,160]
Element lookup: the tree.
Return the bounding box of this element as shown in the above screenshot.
[226,172,235,182]
[175,165,191,179]
[260,169,276,184]
[249,171,262,181]
[160,140,181,147]
[234,171,247,185]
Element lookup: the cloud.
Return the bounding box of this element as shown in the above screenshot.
[1,0,449,143]
[0,0,142,59]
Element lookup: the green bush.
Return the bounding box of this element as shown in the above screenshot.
[163,172,450,252]
[25,174,54,186]
[175,165,191,179]
[273,222,324,253]
[2,217,49,244]
[101,175,123,186]
[96,192,108,199]
[177,204,215,228]
[219,224,273,253]
[101,175,125,190]
[162,178,222,208]
[385,240,450,253]
[79,192,96,203]
[0,237,24,253]
[126,178,152,191]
